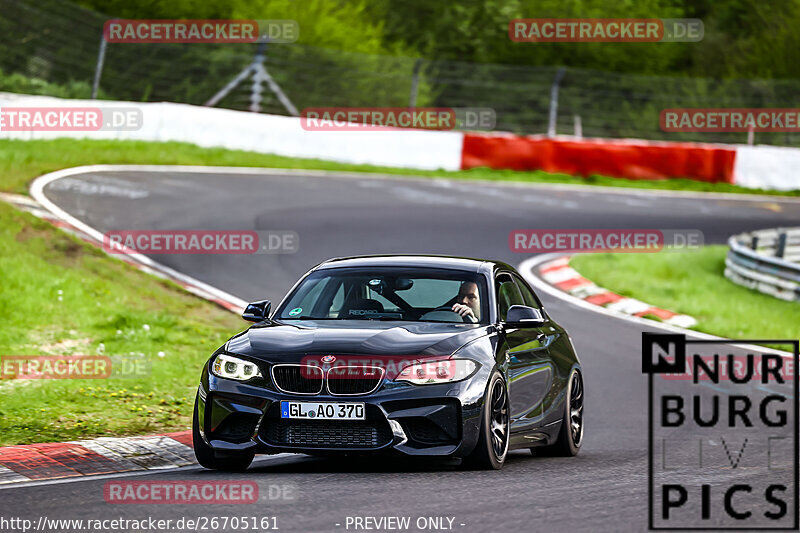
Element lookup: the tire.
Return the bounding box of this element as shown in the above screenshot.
[192,394,255,471]
[534,370,583,457]
[464,371,509,470]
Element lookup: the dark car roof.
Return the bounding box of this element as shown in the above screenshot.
[314,254,516,275]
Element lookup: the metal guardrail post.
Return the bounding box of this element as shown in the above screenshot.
[408,58,423,109]
[91,34,107,100]
[777,232,787,258]
[573,115,582,138]
[751,235,758,250]
[547,67,566,137]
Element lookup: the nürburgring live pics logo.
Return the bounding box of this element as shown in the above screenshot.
[643,333,798,530]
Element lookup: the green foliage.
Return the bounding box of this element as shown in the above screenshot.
[364,0,800,79]
[77,0,412,57]
[0,68,101,99]
[73,0,800,79]
[0,0,794,144]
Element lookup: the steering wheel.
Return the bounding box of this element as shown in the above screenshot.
[432,306,477,324]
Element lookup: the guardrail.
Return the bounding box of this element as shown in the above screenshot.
[725,227,800,301]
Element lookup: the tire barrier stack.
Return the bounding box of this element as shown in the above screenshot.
[725,228,800,301]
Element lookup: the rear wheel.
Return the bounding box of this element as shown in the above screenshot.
[534,370,583,457]
[464,371,509,470]
[192,394,255,471]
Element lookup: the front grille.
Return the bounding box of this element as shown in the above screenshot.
[271,364,323,394]
[327,365,384,395]
[262,420,393,448]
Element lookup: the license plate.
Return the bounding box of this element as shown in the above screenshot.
[280,401,365,420]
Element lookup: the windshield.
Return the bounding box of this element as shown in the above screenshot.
[275,267,488,324]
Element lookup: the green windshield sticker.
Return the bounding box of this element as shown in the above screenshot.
[288,307,302,316]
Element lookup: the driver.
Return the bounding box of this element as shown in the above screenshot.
[451,281,480,322]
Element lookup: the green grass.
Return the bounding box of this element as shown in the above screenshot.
[0,137,796,446]
[1,138,798,196]
[0,202,242,445]
[570,247,800,341]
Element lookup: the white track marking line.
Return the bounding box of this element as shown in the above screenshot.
[28,165,797,357]
[29,166,248,312]
[29,164,800,203]
[13,165,795,489]
[0,466,31,485]
[519,253,794,358]
[0,454,299,490]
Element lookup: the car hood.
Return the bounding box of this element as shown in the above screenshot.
[225,320,493,361]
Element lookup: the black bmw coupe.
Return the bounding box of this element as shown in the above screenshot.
[193,255,583,470]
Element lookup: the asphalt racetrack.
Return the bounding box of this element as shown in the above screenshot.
[5,169,800,532]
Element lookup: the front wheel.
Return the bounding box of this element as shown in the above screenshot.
[464,371,509,470]
[535,370,584,457]
[193,394,255,471]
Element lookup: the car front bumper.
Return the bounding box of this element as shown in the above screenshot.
[196,364,489,458]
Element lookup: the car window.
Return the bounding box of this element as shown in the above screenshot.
[276,267,488,323]
[496,273,523,321]
[513,274,543,309]
[367,288,402,312]
[327,283,345,317]
[290,276,329,313]
[386,278,460,308]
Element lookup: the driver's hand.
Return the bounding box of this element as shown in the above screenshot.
[451,303,477,321]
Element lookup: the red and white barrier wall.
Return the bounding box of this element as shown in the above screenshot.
[460,133,799,191]
[1,94,797,191]
[461,134,736,184]
[0,94,464,171]
[732,145,800,191]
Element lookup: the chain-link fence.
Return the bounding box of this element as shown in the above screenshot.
[2,0,800,146]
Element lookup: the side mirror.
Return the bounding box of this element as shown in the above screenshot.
[242,299,271,322]
[506,305,546,326]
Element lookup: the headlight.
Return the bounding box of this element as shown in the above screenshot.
[395,359,478,385]
[211,353,262,381]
